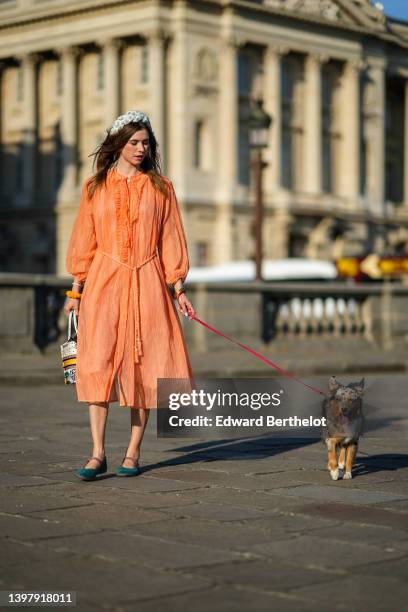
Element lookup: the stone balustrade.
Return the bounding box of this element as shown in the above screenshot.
[1,273,407,357]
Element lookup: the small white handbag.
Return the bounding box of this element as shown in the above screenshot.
[60,310,78,385]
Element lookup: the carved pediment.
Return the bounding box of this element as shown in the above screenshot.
[263,0,387,31]
[264,0,351,23]
[345,0,387,30]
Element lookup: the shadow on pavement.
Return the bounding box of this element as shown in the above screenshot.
[141,435,319,474]
[353,453,408,476]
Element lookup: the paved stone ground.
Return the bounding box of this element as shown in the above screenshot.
[0,376,407,612]
[1,335,407,386]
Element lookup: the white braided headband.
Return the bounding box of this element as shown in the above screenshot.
[110,110,152,135]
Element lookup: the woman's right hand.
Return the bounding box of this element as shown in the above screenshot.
[64,298,80,317]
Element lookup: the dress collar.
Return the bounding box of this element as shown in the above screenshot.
[108,166,148,183]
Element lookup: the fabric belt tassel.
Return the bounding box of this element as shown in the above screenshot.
[99,249,158,364]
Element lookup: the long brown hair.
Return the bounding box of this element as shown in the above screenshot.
[87,121,169,198]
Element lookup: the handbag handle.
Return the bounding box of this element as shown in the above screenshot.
[67,309,78,341]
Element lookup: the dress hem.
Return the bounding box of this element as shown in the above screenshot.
[75,397,157,409]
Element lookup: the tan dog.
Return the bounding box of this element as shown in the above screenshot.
[322,376,364,480]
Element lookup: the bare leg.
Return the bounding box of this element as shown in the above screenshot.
[122,408,150,468]
[84,402,109,468]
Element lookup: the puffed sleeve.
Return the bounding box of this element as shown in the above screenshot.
[65,180,97,283]
[158,180,189,285]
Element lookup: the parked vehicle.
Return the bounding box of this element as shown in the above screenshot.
[185,259,338,284]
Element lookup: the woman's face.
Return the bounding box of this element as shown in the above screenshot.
[120,128,150,168]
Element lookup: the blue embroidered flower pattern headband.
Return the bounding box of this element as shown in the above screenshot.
[110,110,152,135]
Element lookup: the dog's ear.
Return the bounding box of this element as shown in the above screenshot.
[328,376,339,393]
[355,377,365,397]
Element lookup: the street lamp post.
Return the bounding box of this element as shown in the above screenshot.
[248,99,272,281]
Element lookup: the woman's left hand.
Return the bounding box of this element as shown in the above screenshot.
[177,293,195,319]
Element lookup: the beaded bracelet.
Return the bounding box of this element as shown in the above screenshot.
[66,290,82,300]
[174,288,185,299]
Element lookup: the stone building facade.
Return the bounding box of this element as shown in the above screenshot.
[0,0,407,274]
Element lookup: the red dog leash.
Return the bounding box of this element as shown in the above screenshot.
[190,315,325,397]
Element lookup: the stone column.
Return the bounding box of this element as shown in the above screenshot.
[263,46,285,197]
[102,39,121,129]
[218,35,239,204]
[404,79,408,206]
[147,29,166,168]
[57,46,79,199]
[266,209,292,258]
[18,53,39,207]
[215,34,240,262]
[167,2,188,197]
[302,53,323,194]
[56,46,80,275]
[338,60,361,200]
[365,62,385,216]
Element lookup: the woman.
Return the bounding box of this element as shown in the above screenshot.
[64,110,195,481]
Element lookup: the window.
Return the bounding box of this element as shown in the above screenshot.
[55,140,63,187]
[360,130,367,197]
[281,128,293,189]
[237,46,262,187]
[16,145,23,190]
[238,53,250,95]
[385,78,404,203]
[237,119,250,185]
[289,232,307,258]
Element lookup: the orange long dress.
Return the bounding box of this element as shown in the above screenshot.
[65,167,194,408]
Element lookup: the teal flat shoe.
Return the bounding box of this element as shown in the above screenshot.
[74,456,107,481]
[116,455,141,477]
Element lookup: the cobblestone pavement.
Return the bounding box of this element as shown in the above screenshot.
[0,376,407,612]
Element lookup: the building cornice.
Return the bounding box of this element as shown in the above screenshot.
[0,0,407,51]
[214,0,408,49]
[0,0,155,31]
